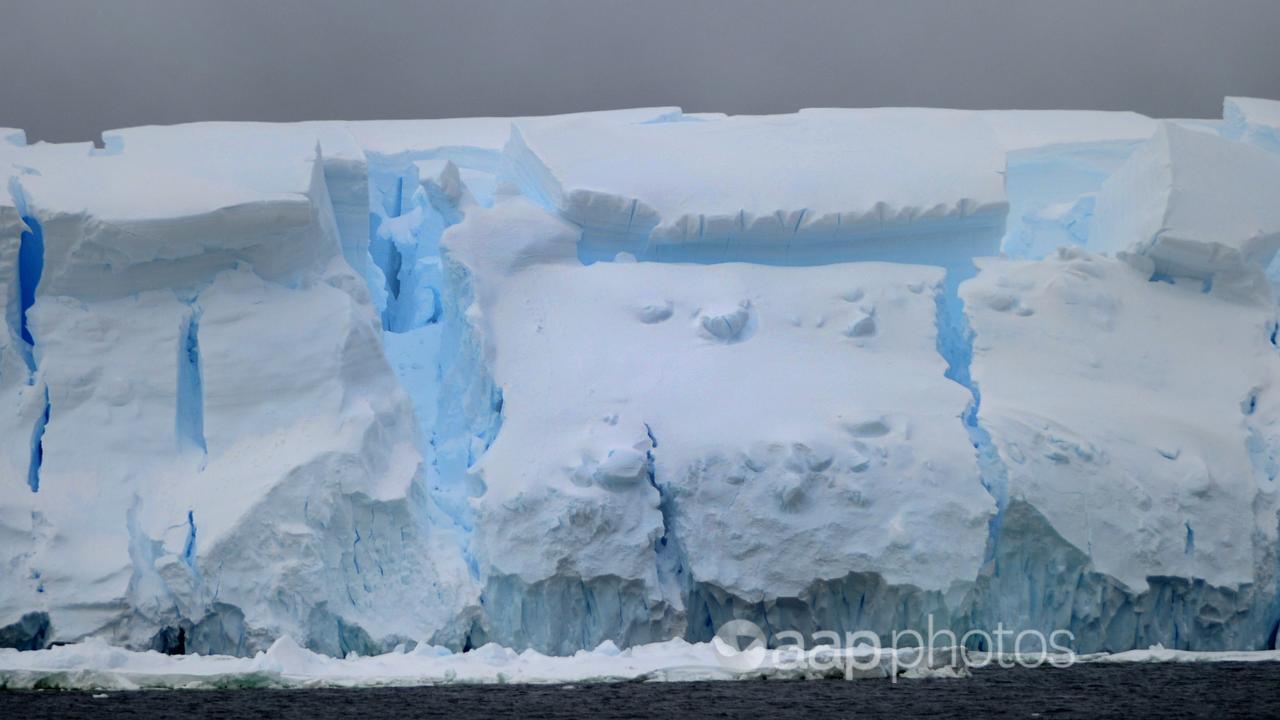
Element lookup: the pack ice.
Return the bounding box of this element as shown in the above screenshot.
[1,100,1279,658]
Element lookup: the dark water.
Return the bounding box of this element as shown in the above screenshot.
[3,663,1279,719]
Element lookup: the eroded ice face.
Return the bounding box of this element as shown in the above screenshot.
[2,100,1279,658]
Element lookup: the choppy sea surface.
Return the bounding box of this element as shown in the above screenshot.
[3,663,1279,719]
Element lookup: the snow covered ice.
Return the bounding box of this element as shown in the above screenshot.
[964,250,1280,649]
[442,198,990,653]
[3,99,1280,674]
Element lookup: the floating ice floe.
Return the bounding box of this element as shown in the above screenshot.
[0,637,973,690]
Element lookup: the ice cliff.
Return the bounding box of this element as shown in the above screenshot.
[2,99,1280,656]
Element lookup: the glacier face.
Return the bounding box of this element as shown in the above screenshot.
[2,99,1280,656]
[440,198,991,653]
[963,250,1280,650]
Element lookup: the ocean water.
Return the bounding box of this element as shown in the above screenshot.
[2,662,1278,719]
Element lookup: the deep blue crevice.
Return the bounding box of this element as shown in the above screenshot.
[933,262,1010,569]
[642,423,659,499]
[426,286,442,325]
[466,388,505,466]
[176,304,207,455]
[15,213,44,373]
[17,215,43,347]
[27,388,49,493]
[181,510,198,569]
[935,265,975,389]
[644,421,686,608]
[352,528,363,576]
[380,240,404,331]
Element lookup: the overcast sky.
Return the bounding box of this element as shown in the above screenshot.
[3,0,1279,143]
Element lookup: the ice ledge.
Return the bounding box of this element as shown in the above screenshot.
[503,107,1010,263]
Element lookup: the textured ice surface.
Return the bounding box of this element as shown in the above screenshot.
[0,130,473,655]
[1089,122,1280,300]
[441,198,990,652]
[505,108,1008,263]
[347,108,678,165]
[963,249,1280,650]
[980,109,1156,153]
[99,121,377,300]
[984,110,1158,260]
[1225,96,1280,154]
[3,102,1280,660]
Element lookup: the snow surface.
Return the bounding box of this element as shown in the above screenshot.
[505,108,1009,263]
[979,109,1155,153]
[3,101,1280,663]
[965,250,1279,588]
[98,121,376,297]
[348,108,678,165]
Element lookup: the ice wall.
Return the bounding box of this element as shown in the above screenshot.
[3,100,1280,657]
[504,108,1008,266]
[962,249,1280,651]
[439,198,992,652]
[981,110,1156,260]
[1089,122,1280,301]
[1225,96,1280,154]
[0,127,474,655]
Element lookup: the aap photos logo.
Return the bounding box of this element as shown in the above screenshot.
[708,617,1079,679]
[712,619,769,672]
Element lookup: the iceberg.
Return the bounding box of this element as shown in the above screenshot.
[2,101,1280,661]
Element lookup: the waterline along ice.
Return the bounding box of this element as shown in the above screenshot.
[2,100,1280,664]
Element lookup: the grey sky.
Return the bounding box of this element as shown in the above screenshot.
[2,0,1279,143]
